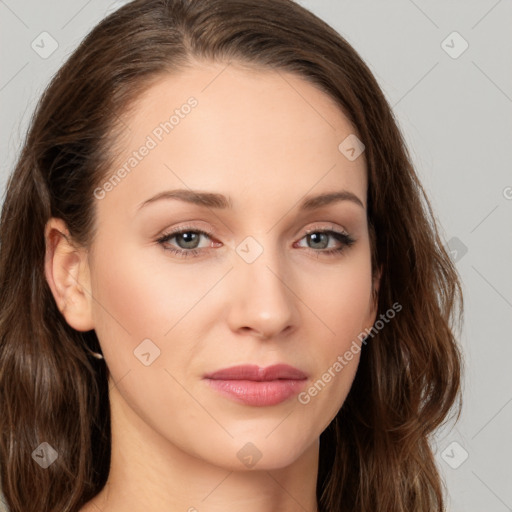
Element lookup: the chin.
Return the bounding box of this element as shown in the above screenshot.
[205,434,315,472]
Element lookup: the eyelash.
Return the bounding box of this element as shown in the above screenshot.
[155,225,355,259]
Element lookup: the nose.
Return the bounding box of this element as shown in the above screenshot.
[226,242,300,340]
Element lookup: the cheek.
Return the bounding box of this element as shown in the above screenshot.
[302,248,374,342]
[89,237,216,339]
[296,248,373,415]
[88,233,225,384]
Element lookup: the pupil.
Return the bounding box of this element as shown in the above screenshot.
[179,232,199,248]
[309,232,327,249]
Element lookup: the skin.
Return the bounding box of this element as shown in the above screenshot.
[44,61,380,512]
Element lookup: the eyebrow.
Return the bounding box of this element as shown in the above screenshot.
[137,188,365,211]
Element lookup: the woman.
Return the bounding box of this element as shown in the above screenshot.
[0,0,463,511]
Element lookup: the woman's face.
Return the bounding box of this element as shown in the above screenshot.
[84,61,378,470]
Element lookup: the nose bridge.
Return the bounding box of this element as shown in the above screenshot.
[228,234,298,337]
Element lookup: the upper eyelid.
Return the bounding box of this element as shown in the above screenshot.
[160,225,349,239]
[303,225,349,236]
[158,225,351,248]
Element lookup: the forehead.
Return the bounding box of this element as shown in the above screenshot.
[99,61,367,216]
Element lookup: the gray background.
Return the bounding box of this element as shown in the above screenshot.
[1,1,511,511]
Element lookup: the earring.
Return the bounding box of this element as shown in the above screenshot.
[85,345,104,360]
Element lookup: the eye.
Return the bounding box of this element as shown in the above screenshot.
[155,225,355,259]
[295,228,355,256]
[156,227,217,258]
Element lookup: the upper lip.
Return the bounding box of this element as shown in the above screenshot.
[204,364,308,381]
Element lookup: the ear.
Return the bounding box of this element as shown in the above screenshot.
[363,263,382,332]
[44,218,94,331]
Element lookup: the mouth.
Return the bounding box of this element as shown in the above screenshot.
[203,364,308,407]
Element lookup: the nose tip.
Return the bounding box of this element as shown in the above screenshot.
[226,253,299,340]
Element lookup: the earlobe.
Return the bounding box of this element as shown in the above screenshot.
[44,218,94,332]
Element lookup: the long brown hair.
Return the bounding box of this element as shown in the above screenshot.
[0,1,463,510]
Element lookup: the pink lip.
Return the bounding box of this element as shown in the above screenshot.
[203,364,308,407]
[204,364,307,381]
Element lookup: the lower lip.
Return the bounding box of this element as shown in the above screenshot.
[205,379,307,406]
